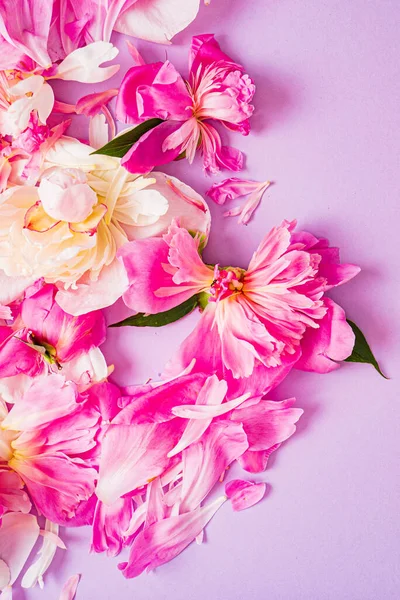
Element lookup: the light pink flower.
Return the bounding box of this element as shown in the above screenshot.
[206,177,271,224]
[120,220,360,386]
[116,34,255,174]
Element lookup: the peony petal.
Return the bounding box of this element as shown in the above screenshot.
[21,521,63,589]
[119,496,225,578]
[225,479,266,511]
[0,513,40,586]
[59,574,81,600]
[54,42,119,83]
[179,421,248,512]
[115,0,200,44]
[55,259,129,316]
[296,298,356,373]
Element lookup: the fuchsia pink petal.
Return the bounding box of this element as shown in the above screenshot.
[121,120,184,173]
[225,479,266,511]
[119,496,226,578]
[296,298,356,373]
[92,497,133,557]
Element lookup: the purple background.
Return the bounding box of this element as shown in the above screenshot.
[21,1,400,598]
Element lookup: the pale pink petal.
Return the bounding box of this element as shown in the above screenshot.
[296,298,355,373]
[0,470,31,514]
[115,0,200,44]
[21,521,63,589]
[0,513,40,586]
[118,496,226,578]
[38,168,98,223]
[168,375,228,457]
[76,89,118,118]
[55,259,129,316]
[0,271,36,306]
[0,559,10,590]
[179,421,248,513]
[54,42,119,83]
[59,574,81,600]
[225,479,266,511]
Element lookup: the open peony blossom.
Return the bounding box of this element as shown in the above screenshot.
[116,34,255,174]
[0,284,108,403]
[0,136,210,315]
[120,220,360,386]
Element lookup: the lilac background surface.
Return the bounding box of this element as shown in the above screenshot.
[21,1,400,599]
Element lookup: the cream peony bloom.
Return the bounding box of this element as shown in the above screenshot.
[0,137,210,314]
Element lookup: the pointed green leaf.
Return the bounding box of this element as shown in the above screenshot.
[110,295,199,328]
[345,319,387,378]
[92,118,163,158]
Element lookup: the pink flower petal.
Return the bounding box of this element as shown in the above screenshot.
[296,298,356,373]
[231,398,303,451]
[179,421,249,512]
[114,0,201,44]
[119,496,226,578]
[59,574,81,600]
[0,513,40,586]
[225,479,266,511]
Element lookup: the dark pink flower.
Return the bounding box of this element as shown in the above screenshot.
[116,34,255,174]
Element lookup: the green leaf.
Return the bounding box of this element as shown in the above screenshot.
[110,295,199,328]
[92,118,163,158]
[345,320,388,378]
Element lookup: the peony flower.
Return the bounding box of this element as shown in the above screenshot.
[116,34,255,174]
[0,284,108,403]
[0,374,99,525]
[0,136,210,315]
[119,220,360,385]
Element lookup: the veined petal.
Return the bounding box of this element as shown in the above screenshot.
[54,42,119,83]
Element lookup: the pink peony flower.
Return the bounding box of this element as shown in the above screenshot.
[116,34,255,174]
[0,284,108,402]
[120,220,360,386]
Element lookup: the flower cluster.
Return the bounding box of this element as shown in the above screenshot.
[0,3,374,599]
